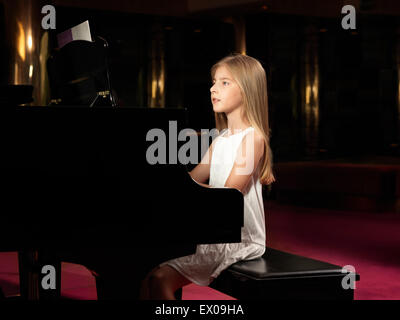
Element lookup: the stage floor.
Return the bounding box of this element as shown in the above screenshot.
[1,198,399,300]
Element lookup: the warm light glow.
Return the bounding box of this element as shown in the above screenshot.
[27,34,33,51]
[305,85,311,104]
[17,21,26,61]
[312,82,318,102]
[158,68,165,98]
[305,80,319,106]
[14,63,19,84]
[303,42,320,155]
[150,57,166,107]
[29,65,33,78]
[151,79,157,99]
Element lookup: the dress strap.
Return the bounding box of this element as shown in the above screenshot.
[220,126,253,138]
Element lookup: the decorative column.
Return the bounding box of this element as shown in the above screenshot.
[2,0,50,105]
[148,21,165,108]
[223,16,246,55]
[300,23,320,158]
[233,16,246,55]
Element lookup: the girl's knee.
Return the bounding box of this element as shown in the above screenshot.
[149,266,179,288]
[149,265,190,290]
[149,268,167,287]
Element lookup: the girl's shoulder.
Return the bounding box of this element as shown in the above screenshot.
[218,128,229,138]
[241,126,263,143]
[213,127,263,147]
[251,127,264,144]
[245,128,265,153]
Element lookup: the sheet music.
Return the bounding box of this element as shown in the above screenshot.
[57,20,93,48]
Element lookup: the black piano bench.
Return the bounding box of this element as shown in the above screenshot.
[209,248,360,300]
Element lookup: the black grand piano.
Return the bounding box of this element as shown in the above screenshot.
[0,106,244,299]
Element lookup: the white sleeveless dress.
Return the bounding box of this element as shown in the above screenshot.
[159,127,266,286]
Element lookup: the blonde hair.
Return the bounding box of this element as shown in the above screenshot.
[211,54,276,185]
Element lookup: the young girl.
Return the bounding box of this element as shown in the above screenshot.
[140,54,275,300]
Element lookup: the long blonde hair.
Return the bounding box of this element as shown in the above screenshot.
[211,54,276,185]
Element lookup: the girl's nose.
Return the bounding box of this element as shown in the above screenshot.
[210,83,216,93]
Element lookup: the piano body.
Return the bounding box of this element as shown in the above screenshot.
[0,106,244,299]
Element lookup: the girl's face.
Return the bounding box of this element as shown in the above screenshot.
[210,65,243,115]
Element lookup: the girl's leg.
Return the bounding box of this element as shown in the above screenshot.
[148,265,191,300]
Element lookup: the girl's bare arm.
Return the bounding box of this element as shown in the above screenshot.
[224,131,265,193]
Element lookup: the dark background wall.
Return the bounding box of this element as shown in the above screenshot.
[246,12,399,161]
[1,0,399,162]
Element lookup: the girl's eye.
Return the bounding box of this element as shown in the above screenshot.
[223,81,229,86]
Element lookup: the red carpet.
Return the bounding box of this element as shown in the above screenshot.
[265,201,400,300]
[1,200,399,299]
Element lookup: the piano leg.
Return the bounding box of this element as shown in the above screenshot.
[55,248,149,300]
[30,245,192,300]
[18,250,61,300]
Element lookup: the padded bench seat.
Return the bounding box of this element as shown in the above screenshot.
[209,248,360,300]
